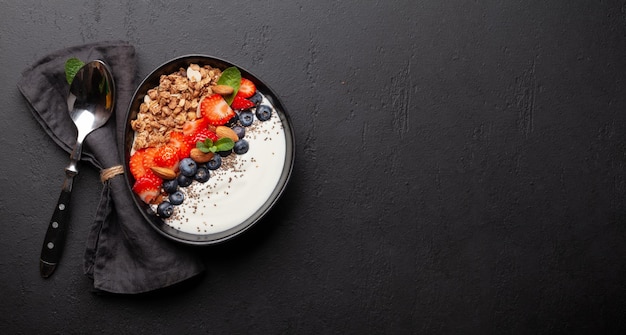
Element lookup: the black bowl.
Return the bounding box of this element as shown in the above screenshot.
[123,55,295,245]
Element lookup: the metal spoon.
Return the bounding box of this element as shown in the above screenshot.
[40,60,115,278]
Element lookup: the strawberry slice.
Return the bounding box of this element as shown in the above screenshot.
[153,145,179,170]
[129,148,156,180]
[231,95,255,110]
[182,116,210,136]
[168,131,192,158]
[132,174,162,204]
[129,150,146,180]
[142,147,157,172]
[188,128,218,145]
[198,94,235,126]
[237,78,256,98]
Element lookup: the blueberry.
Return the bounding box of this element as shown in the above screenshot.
[249,91,263,105]
[206,155,222,170]
[232,125,245,139]
[255,105,272,121]
[169,191,185,205]
[179,157,197,177]
[239,110,254,127]
[194,166,210,183]
[157,201,174,218]
[162,179,178,194]
[177,174,193,187]
[219,149,232,157]
[225,114,239,127]
[233,139,249,155]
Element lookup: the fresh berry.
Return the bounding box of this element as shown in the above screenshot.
[232,125,245,139]
[182,117,210,136]
[236,78,256,98]
[162,179,178,194]
[168,191,185,205]
[225,114,239,127]
[129,147,158,180]
[179,157,197,177]
[157,201,174,218]
[199,94,235,126]
[239,110,254,127]
[194,166,210,183]
[255,104,272,121]
[132,175,162,204]
[249,91,263,105]
[168,131,193,158]
[233,139,249,155]
[142,147,158,171]
[129,149,150,180]
[231,95,255,110]
[153,145,179,170]
[206,155,222,170]
[177,174,193,187]
[129,150,143,180]
[218,149,232,157]
[188,128,218,145]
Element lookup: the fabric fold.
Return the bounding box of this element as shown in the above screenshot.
[18,41,205,294]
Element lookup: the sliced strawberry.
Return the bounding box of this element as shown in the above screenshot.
[153,145,179,170]
[198,94,235,126]
[168,131,192,158]
[129,149,147,180]
[188,128,218,145]
[129,148,156,180]
[237,78,256,98]
[231,95,255,110]
[132,175,162,204]
[142,147,157,172]
[182,116,210,136]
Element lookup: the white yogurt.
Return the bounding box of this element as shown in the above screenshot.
[149,97,287,235]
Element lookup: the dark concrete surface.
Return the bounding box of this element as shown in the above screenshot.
[2,0,626,333]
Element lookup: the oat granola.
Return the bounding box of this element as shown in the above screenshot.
[130,64,223,150]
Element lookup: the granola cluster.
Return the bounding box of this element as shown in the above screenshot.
[131,64,222,150]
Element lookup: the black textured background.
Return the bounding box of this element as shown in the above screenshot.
[2,1,626,333]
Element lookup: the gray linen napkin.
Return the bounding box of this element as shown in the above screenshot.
[17,41,205,294]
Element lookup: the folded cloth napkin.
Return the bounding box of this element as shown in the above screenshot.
[17,41,205,294]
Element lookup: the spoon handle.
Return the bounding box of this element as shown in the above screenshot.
[40,172,75,278]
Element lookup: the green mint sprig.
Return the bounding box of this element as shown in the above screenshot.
[216,66,241,105]
[196,137,234,153]
[64,57,85,84]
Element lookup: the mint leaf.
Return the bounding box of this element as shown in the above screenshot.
[65,58,85,84]
[217,67,241,105]
[196,141,211,153]
[215,138,235,152]
[196,138,234,153]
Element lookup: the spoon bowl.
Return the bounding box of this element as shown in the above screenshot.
[68,61,114,133]
[39,60,115,278]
